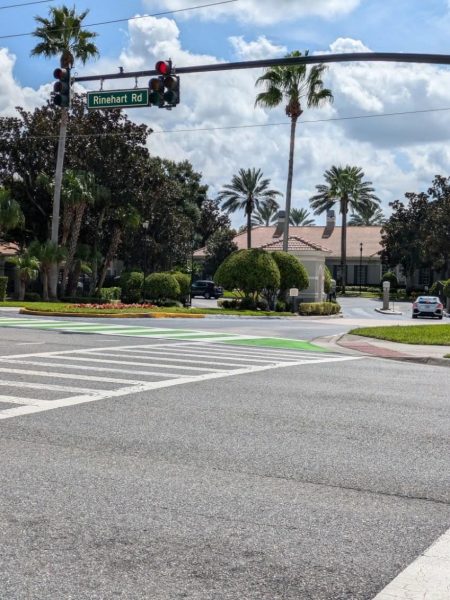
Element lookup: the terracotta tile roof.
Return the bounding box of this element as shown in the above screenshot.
[195,225,382,259]
[261,236,331,253]
[0,243,19,256]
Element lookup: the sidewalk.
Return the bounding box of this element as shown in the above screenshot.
[316,333,450,367]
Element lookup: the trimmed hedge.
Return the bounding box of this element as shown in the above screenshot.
[0,276,7,301]
[215,249,280,297]
[171,271,190,300]
[98,287,121,302]
[120,271,144,303]
[299,301,341,316]
[271,251,309,293]
[144,272,180,301]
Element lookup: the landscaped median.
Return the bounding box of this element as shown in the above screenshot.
[349,324,450,346]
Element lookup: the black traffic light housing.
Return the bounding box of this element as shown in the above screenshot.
[53,67,71,107]
[149,60,180,109]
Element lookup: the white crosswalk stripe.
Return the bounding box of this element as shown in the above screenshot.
[0,337,364,421]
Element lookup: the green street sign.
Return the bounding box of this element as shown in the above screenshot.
[87,88,149,110]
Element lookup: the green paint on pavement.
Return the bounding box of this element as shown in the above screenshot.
[225,337,327,352]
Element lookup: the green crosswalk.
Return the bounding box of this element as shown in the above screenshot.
[0,316,326,352]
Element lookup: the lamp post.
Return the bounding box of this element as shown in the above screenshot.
[359,242,363,296]
[142,221,149,298]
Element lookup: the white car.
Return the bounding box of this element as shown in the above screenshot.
[412,296,444,320]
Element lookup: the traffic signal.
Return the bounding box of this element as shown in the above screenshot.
[53,68,71,107]
[148,76,164,106]
[149,60,180,108]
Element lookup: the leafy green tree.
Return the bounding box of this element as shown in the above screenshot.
[423,175,450,278]
[289,207,315,226]
[218,168,281,249]
[29,240,67,301]
[204,228,238,278]
[271,251,309,294]
[381,271,398,290]
[215,249,280,299]
[8,252,40,301]
[31,6,99,298]
[67,243,93,297]
[255,51,333,250]
[381,193,430,289]
[310,165,380,292]
[349,204,385,226]
[251,200,280,226]
[0,188,24,239]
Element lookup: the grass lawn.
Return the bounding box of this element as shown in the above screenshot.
[0,301,293,318]
[350,324,450,346]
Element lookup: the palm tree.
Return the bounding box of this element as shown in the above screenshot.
[31,5,99,299]
[289,207,315,226]
[310,165,380,293]
[29,240,67,301]
[251,199,280,227]
[8,252,40,301]
[0,188,24,238]
[218,168,281,248]
[255,51,333,251]
[61,170,96,295]
[349,204,385,226]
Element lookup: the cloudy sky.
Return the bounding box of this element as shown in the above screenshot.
[2,0,450,226]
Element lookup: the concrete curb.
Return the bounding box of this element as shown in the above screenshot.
[19,308,205,319]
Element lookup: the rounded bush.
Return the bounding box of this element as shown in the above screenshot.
[381,271,398,290]
[171,271,190,300]
[271,251,309,293]
[145,272,180,301]
[215,249,280,297]
[120,271,144,303]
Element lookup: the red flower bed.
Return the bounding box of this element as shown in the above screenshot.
[68,303,157,310]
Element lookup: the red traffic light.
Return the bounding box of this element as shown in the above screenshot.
[155,61,171,76]
[53,67,71,81]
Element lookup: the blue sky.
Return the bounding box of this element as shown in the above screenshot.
[2,0,450,226]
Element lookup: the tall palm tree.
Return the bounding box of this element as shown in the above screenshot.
[251,199,280,227]
[289,207,315,226]
[218,168,281,248]
[349,204,385,226]
[31,5,99,299]
[310,165,380,293]
[0,188,24,238]
[255,51,333,251]
[8,252,40,301]
[29,240,67,302]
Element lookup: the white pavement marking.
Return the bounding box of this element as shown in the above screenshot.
[0,367,151,386]
[373,528,450,600]
[1,359,188,379]
[79,349,250,368]
[0,380,101,394]
[0,395,49,407]
[0,341,364,420]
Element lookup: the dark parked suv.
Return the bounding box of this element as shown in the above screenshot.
[191,280,223,299]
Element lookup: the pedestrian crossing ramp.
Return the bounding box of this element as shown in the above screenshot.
[0,340,361,421]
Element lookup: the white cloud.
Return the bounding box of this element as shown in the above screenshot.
[0,48,48,115]
[145,0,362,25]
[229,36,287,61]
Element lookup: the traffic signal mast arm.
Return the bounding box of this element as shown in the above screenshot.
[73,52,450,84]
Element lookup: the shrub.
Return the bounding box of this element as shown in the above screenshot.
[215,249,280,298]
[299,302,341,316]
[240,296,257,310]
[218,299,239,309]
[120,271,144,303]
[275,300,286,312]
[171,271,190,301]
[153,299,183,308]
[381,271,398,290]
[145,272,180,301]
[270,251,309,293]
[24,292,41,302]
[98,287,121,302]
[0,276,7,301]
[396,289,407,300]
[61,296,107,304]
[443,279,450,298]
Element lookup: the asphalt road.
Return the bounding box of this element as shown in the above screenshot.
[0,322,449,599]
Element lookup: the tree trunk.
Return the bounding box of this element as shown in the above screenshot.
[340,199,348,294]
[61,202,85,295]
[19,280,26,301]
[247,211,252,249]
[97,226,122,291]
[61,205,74,247]
[283,116,298,252]
[67,262,82,297]
[49,107,69,300]
[42,269,49,302]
